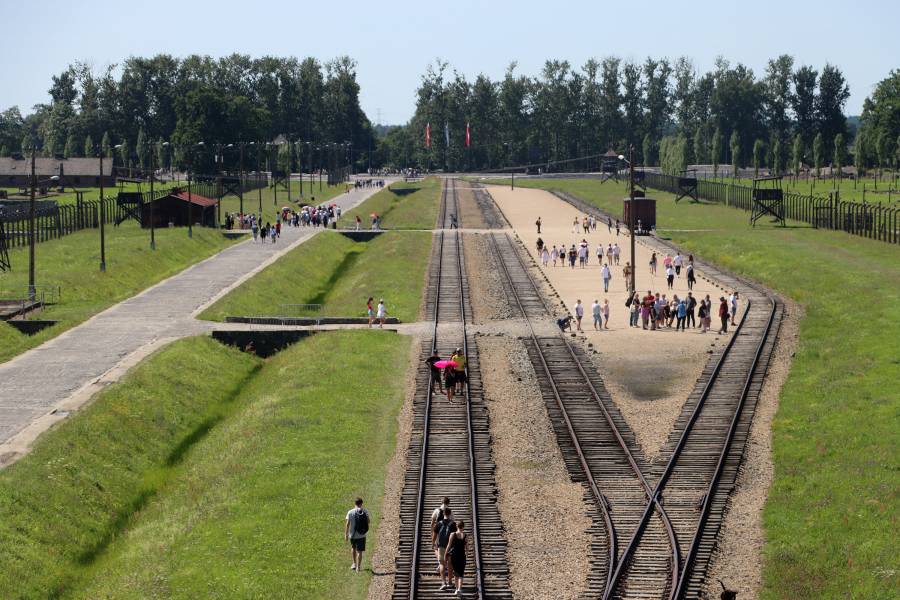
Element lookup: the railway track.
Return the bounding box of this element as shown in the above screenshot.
[393,180,511,600]
[484,188,782,599]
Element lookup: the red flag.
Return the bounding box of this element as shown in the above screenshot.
[425,122,431,148]
[465,122,471,148]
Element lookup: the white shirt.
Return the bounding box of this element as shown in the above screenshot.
[601,266,611,280]
[346,507,370,539]
[575,303,584,317]
[674,255,682,266]
[377,302,386,317]
[613,245,620,256]
[592,302,601,316]
[667,267,675,277]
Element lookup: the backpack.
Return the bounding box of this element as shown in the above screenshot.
[355,509,369,536]
[437,519,455,547]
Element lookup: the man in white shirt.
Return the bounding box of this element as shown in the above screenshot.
[575,299,584,332]
[601,263,612,293]
[613,243,621,265]
[729,291,739,325]
[345,497,370,572]
[674,253,683,276]
[377,299,386,328]
[591,299,602,330]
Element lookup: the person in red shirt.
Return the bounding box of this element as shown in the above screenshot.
[717,297,729,334]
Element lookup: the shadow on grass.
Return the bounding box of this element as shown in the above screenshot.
[74,363,263,568]
[307,246,365,307]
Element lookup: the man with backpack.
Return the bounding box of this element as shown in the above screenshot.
[345,497,370,572]
[430,497,451,572]
[432,506,458,591]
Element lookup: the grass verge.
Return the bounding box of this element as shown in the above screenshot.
[339,177,441,229]
[0,330,410,599]
[0,336,262,598]
[505,178,900,598]
[199,230,431,322]
[0,223,238,364]
[71,330,409,599]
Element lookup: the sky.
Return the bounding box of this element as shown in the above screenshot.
[2,0,897,123]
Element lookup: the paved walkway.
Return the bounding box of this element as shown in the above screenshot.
[0,182,388,460]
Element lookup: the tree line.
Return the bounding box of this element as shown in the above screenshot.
[0,54,374,174]
[381,56,900,177]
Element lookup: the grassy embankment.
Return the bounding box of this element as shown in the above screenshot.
[0,330,410,599]
[0,223,237,364]
[339,177,441,229]
[200,230,431,322]
[501,177,899,599]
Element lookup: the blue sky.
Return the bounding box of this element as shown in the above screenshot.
[2,0,896,123]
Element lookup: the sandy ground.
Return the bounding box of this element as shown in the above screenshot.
[703,298,801,598]
[368,336,421,600]
[479,335,591,599]
[485,185,732,458]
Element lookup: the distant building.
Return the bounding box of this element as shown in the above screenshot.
[0,156,115,188]
[140,189,217,228]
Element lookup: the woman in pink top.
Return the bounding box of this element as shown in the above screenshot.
[663,254,673,270]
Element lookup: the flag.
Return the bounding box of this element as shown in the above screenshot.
[425,122,431,148]
[465,122,471,148]
[444,122,450,147]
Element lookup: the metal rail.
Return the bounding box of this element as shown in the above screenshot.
[486,231,679,597]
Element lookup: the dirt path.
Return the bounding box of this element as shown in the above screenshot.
[484,185,732,459]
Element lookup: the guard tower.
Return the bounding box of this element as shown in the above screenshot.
[272,169,290,192]
[600,149,620,184]
[750,176,785,227]
[675,169,699,203]
[115,191,144,226]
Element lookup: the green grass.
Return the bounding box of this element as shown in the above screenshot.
[0,222,238,364]
[0,336,262,598]
[339,177,441,229]
[0,330,411,599]
[683,175,899,205]
[509,178,900,598]
[200,230,431,322]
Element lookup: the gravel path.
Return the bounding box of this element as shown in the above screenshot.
[464,234,514,322]
[368,336,421,600]
[479,335,591,599]
[702,298,801,598]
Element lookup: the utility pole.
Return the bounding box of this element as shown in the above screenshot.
[99,151,106,272]
[629,144,636,293]
[28,143,37,297]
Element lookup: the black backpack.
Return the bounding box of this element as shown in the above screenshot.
[437,519,455,547]
[355,509,369,535]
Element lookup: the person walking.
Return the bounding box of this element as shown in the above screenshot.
[666,265,675,290]
[613,243,621,265]
[718,296,729,334]
[345,497,370,572]
[602,299,610,329]
[649,252,657,275]
[260,223,268,243]
[377,299,387,328]
[686,262,696,290]
[729,291,739,326]
[629,293,640,327]
[578,243,588,268]
[607,216,612,233]
[606,243,613,265]
[591,299,601,330]
[641,291,654,330]
[366,297,375,327]
[673,253,683,277]
[623,262,633,294]
[596,243,603,264]
[601,263,612,293]
[615,219,621,236]
[425,350,443,393]
[451,348,467,394]
[446,520,469,596]
[444,366,457,403]
[432,507,458,591]
[431,497,451,573]
[355,215,361,231]
[551,245,559,267]
[676,299,687,331]
[574,300,584,332]
[698,298,709,333]
[252,221,259,243]
[568,245,577,268]
[535,216,542,234]
[541,246,550,267]
[686,292,697,329]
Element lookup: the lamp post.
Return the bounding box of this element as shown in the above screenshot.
[249,141,262,216]
[295,140,303,199]
[317,146,323,192]
[618,147,637,293]
[188,141,204,238]
[149,141,168,250]
[304,142,312,196]
[26,139,61,297]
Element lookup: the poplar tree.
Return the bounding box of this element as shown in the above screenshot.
[729,130,741,178]
[753,138,765,177]
[83,134,94,157]
[833,133,845,180]
[792,134,804,175]
[813,132,824,177]
[711,127,722,177]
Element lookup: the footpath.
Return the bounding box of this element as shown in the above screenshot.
[0,182,387,463]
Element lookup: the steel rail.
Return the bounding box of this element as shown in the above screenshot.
[672,295,778,598]
[487,231,679,595]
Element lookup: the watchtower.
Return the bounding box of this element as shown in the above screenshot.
[675,169,699,203]
[600,149,620,184]
[750,176,785,227]
[115,192,144,226]
[271,169,290,192]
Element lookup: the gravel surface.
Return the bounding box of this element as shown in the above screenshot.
[480,336,591,600]
[368,336,421,600]
[465,233,516,322]
[702,298,801,598]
